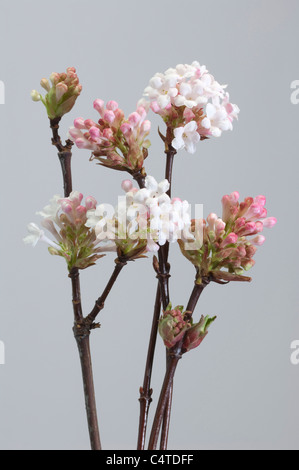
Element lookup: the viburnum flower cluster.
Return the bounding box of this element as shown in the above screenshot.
[179,192,277,283]
[24,191,113,270]
[31,67,82,120]
[140,61,239,154]
[158,303,216,352]
[86,176,192,259]
[69,100,151,174]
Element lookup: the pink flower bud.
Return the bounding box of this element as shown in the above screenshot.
[84,119,97,129]
[113,108,125,125]
[76,205,87,217]
[222,233,238,247]
[251,235,266,246]
[74,118,86,129]
[89,126,101,140]
[237,245,247,257]
[140,120,151,133]
[234,217,246,231]
[102,128,114,140]
[120,122,132,135]
[246,245,257,257]
[128,112,141,127]
[136,106,147,121]
[93,99,105,116]
[183,108,196,122]
[172,197,182,203]
[55,82,68,101]
[222,192,240,222]
[244,203,264,220]
[254,195,266,207]
[215,219,226,236]
[68,127,82,140]
[85,196,97,210]
[61,202,72,214]
[207,213,218,230]
[263,217,277,228]
[106,100,119,111]
[75,138,91,149]
[104,110,115,124]
[67,67,76,74]
[150,101,161,113]
[239,222,258,236]
[121,180,134,193]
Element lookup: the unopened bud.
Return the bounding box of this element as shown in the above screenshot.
[183,315,216,353]
[159,306,191,349]
[31,90,41,102]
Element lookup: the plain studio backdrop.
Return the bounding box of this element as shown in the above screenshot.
[0,0,298,450]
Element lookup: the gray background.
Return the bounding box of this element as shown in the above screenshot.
[0,0,298,450]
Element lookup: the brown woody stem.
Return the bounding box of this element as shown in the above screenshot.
[148,350,181,450]
[85,261,127,326]
[50,118,101,450]
[132,169,147,189]
[137,285,161,450]
[70,268,102,451]
[148,279,209,450]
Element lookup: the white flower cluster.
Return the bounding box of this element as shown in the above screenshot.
[141,61,239,154]
[86,176,192,251]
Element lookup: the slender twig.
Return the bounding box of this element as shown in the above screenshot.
[137,285,161,450]
[160,355,173,450]
[50,117,74,197]
[148,349,181,450]
[137,139,176,449]
[50,118,102,450]
[148,278,210,450]
[85,260,127,326]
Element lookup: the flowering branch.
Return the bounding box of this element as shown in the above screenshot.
[25,61,277,452]
[30,69,103,450]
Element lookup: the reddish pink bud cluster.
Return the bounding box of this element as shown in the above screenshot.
[221,192,277,248]
[179,192,277,281]
[182,315,216,353]
[159,305,216,352]
[158,306,191,349]
[69,101,151,173]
